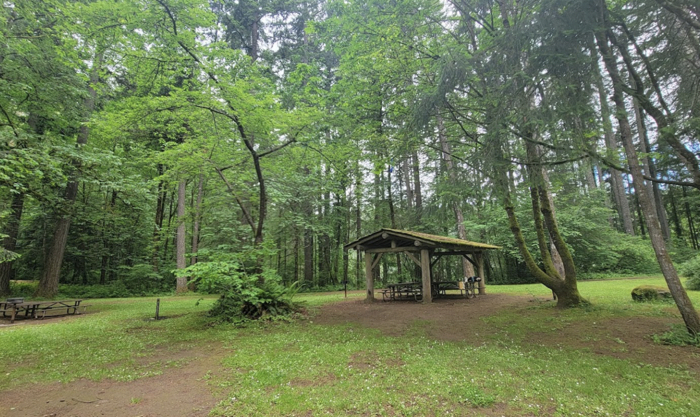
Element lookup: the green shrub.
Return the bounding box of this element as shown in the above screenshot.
[180,249,301,323]
[57,281,156,299]
[652,324,700,346]
[679,255,700,291]
[7,279,173,299]
[8,281,37,297]
[207,278,300,324]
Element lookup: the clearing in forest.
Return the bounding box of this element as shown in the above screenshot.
[0,276,699,416]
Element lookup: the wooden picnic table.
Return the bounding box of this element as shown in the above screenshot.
[0,299,85,324]
[432,281,468,297]
[381,279,481,302]
[382,282,423,301]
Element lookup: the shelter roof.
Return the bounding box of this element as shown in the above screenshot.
[344,228,500,252]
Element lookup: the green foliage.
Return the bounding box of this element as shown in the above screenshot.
[180,248,300,323]
[679,255,700,291]
[207,278,300,324]
[652,325,700,347]
[0,247,19,263]
[556,192,659,275]
[6,281,37,298]
[8,280,172,299]
[117,264,171,293]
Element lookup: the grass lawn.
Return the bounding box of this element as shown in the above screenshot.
[1,276,699,416]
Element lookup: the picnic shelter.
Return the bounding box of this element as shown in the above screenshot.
[344,228,500,303]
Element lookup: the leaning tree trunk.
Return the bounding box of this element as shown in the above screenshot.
[492,120,586,307]
[502,177,587,307]
[531,142,567,280]
[594,14,700,333]
[632,92,671,240]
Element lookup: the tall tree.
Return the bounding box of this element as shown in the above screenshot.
[592,0,700,333]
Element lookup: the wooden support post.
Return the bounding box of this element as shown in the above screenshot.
[421,249,432,303]
[371,253,384,270]
[476,252,486,294]
[405,251,421,267]
[365,251,375,302]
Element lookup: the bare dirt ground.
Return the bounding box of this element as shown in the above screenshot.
[0,345,225,417]
[314,293,700,373]
[1,292,698,416]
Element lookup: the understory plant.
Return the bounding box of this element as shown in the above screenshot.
[178,248,300,323]
[679,255,700,291]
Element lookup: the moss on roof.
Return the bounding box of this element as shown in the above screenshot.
[382,228,501,249]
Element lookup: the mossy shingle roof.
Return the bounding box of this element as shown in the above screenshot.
[345,228,500,251]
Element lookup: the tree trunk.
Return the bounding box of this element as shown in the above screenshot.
[293,234,299,283]
[594,16,700,333]
[437,115,474,277]
[590,40,634,235]
[355,162,362,284]
[100,190,117,285]
[152,165,166,271]
[632,82,671,240]
[668,187,683,238]
[250,11,259,61]
[0,192,25,296]
[36,52,102,298]
[175,179,188,293]
[494,125,586,307]
[501,169,587,307]
[190,174,204,265]
[302,167,314,284]
[683,187,699,249]
[531,142,567,280]
[372,171,381,279]
[304,230,314,284]
[612,23,700,191]
[403,157,414,210]
[412,150,423,222]
[386,164,402,275]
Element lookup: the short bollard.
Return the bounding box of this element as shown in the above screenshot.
[155,298,160,320]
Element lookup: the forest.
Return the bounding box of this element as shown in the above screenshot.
[1,0,699,312]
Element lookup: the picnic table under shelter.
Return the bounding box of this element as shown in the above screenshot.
[344,228,500,303]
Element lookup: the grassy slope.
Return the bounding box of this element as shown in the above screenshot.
[0,276,699,416]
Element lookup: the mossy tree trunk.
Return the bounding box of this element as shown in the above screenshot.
[497,139,587,308]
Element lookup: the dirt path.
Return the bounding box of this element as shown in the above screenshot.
[315,293,700,373]
[314,293,525,340]
[0,347,225,417]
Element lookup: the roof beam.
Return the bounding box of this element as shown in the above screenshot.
[365,246,420,254]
